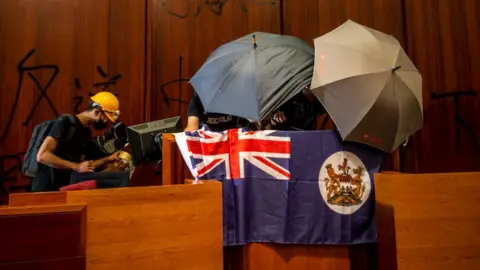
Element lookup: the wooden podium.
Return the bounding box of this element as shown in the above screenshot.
[161,133,375,270]
[3,136,477,269]
[375,172,480,270]
[0,204,87,269]
[4,183,223,270]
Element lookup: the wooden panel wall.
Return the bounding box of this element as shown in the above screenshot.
[282,0,405,46]
[0,0,146,201]
[281,0,406,173]
[403,0,480,173]
[149,0,281,124]
[1,0,479,202]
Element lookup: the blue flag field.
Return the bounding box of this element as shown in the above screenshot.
[176,128,385,246]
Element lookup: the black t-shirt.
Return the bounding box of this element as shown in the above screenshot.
[275,93,326,130]
[187,93,248,132]
[32,115,96,192]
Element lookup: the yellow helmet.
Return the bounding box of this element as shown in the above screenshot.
[90,91,120,122]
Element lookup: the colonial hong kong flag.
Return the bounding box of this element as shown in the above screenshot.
[175,128,385,246]
[186,128,291,180]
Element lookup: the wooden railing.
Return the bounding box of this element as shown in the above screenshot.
[161,133,375,270]
[6,184,223,270]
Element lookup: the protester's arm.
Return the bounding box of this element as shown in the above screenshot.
[37,117,94,172]
[36,118,83,171]
[83,138,118,169]
[185,117,200,131]
[184,93,202,131]
[37,136,78,170]
[91,152,119,169]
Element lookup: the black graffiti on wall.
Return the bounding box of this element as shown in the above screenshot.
[92,65,122,91]
[0,49,60,199]
[0,50,124,200]
[0,49,60,146]
[431,90,479,151]
[159,56,191,115]
[0,153,28,201]
[0,49,124,143]
[0,154,23,183]
[161,0,276,18]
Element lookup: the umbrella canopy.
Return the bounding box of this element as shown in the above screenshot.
[311,20,423,153]
[190,32,314,121]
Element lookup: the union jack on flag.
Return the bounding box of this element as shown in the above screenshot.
[185,128,291,180]
[175,129,385,246]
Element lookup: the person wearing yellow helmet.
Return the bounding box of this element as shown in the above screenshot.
[33,91,122,192]
[89,91,121,129]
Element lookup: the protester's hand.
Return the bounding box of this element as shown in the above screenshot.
[270,111,287,126]
[75,161,95,173]
[113,162,128,171]
[103,161,127,172]
[107,152,120,162]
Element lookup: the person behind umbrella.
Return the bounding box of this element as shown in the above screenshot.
[184,92,251,132]
[189,32,315,131]
[266,86,326,130]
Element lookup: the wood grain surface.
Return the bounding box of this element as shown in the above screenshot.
[9,184,223,270]
[0,204,86,269]
[376,172,480,270]
[69,184,223,270]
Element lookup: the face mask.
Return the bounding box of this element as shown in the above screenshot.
[93,120,108,130]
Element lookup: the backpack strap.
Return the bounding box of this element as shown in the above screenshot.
[61,114,76,142]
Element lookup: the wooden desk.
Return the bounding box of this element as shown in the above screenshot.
[0,204,86,270]
[162,134,375,270]
[162,133,192,185]
[376,172,480,270]
[8,184,223,270]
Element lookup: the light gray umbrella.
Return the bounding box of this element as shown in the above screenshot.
[311,20,423,153]
[190,32,314,121]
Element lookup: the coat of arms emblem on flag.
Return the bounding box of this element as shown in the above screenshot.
[318,151,371,215]
[175,128,385,245]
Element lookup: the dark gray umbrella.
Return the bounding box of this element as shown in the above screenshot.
[190,32,314,121]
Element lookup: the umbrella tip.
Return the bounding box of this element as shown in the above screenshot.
[252,34,257,49]
[392,66,401,73]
